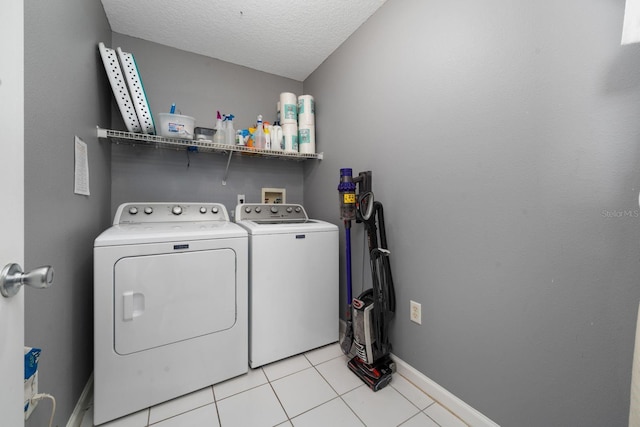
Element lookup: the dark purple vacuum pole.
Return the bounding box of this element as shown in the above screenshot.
[338,168,357,354]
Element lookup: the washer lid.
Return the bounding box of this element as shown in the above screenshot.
[94,221,247,246]
[235,219,338,235]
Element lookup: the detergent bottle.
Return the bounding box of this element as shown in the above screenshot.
[213,111,225,145]
[253,115,266,149]
[225,114,235,145]
[271,122,283,151]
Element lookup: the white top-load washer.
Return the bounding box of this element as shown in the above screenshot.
[94,203,248,425]
[235,203,338,368]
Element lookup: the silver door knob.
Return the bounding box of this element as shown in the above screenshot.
[0,263,54,298]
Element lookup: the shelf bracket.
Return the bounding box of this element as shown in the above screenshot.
[222,151,234,185]
[96,127,108,139]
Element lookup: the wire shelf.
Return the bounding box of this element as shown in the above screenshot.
[97,128,323,161]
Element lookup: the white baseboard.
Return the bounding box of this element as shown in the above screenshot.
[391,354,499,427]
[339,320,499,427]
[66,373,93,427]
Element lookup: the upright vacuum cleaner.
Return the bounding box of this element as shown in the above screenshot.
[338,169,396,391]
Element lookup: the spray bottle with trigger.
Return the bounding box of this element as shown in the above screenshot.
[225,114,235,146]
[214,111,225,145]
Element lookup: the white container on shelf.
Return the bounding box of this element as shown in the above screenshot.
[157,113,195,139]
[271,125,283,151]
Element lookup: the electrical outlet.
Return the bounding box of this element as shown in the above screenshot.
[237,194,245,205]
[410,300,422,324]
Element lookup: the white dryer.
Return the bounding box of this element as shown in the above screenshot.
[235,203,339,368]
[93,203,248,425]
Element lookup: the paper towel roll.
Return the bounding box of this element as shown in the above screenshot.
[280,92,297,124]
[298,124,315,154]
[631,301,640,426]
[298,95,315,125]
[282,123,298,152]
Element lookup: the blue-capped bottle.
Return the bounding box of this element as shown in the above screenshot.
[225,114,235,146]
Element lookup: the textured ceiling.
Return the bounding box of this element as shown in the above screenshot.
[101,0,388,81]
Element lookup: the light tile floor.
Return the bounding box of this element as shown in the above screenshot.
[81,343,468,427]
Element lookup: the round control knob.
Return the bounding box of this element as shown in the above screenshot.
[255,207,262,213]
[144,207,153,215]
[128,207,138,215]
[286,207,293,213]
[200,207,207,214]
[172,206,183,216]
[211,207,219,214]
[271,206,279,213]
[244,206,252,213]
[295,206,302,213]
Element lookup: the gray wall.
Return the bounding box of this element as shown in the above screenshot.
[23,1,112,426]
[22,0,640,425]
[303,0,640,425]
[110,34,305,216]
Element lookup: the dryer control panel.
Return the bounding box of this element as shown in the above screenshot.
[235,203,308,223]
[114,203,229,224]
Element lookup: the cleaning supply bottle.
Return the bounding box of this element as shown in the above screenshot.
[271,122,283,151]
[214,111,225,145]
[265,122,272,150]
[225,114,235,145]
[253,115,266,149]
[242,129,250,146]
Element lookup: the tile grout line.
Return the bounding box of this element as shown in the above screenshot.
[146,402,216,426]
[338,394,368,426]
[390,379,433,412]
[420,399,445,427]
[419,400,446,427]
[388,382,438,427]
[269,352,338,424]
[266,372,294,424]
[211,385,223,427]
[305,351,368,427]
[300,354,367,427]
[396,372,466,426]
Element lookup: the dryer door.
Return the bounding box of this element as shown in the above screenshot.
[114,248,237,355]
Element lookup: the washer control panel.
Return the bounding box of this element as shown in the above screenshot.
[114,203,229,224]
[235,203,308,223]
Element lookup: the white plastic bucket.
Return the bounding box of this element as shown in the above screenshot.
[157,113,195,139]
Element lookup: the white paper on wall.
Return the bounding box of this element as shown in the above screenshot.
[74,136,90,196]
[622,0,640,45]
